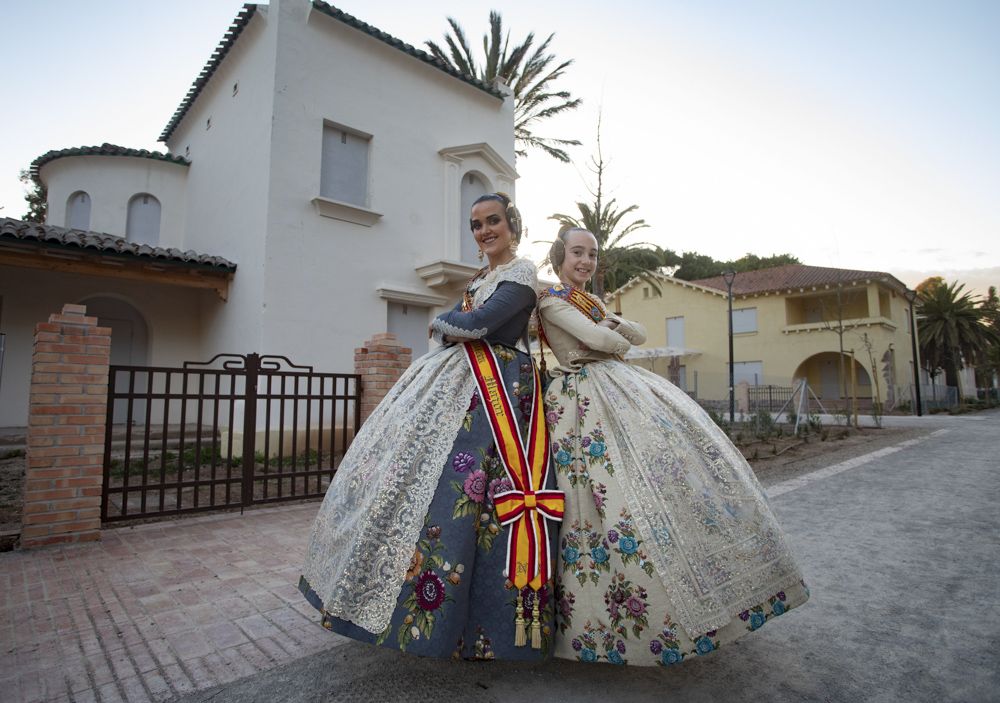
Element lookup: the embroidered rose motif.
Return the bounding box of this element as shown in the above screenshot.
[463,470,487,503]
[695,636,715,655]
[625,595,647,617]
[405,549,424,581]
[562,546,579,564]
[580,648,598,663]
[452,451,476,473]
[618,536,638,555]
[772,600,786,616]
[555,449,572,466]
[749,611,766,630]
[661,649,683,665]
[487,477,513,503]
[519,393,532,418]
[414,570,446,611]
[592,488,606,513]
[426,525,441,539]
[571,638,583,651]
[649,639,663,654]
[590,546,609,564]
[607,529,619,544]
[588,441,606,457]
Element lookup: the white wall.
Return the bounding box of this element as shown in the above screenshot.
[254,0,516,372]
[165,8,278,362]
[41,156,188,248]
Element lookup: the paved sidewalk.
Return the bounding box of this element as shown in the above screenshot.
[1,503,334,702]
[2,411,997,702]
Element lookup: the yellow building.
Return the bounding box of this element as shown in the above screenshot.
[611,264,919,411]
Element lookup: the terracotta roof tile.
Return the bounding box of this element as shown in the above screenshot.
[0,217,236,272]
[690,264,909,296]
[31,143,189,180]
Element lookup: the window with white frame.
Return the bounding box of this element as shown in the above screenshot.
[65,191,91,230]
[732,307,758,333]
[320,123,370,207]
[126,193,161,245]
[733,360,763,386]
[666,316,685,348]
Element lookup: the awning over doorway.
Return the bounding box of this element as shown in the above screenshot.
[0,217,236,300]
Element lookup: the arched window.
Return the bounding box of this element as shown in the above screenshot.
[460,172,490,264]
[126,193,161,245]
[65,191,91,230]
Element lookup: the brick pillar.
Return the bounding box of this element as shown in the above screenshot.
[22,304,111,548]
[353,333,412,423]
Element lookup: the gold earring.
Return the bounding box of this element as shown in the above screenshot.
[478,249,484,261]
[509,239,518,254]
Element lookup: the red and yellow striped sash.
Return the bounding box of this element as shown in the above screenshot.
[462,341,564,590]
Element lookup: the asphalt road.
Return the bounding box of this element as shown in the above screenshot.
[173,411,1000,703]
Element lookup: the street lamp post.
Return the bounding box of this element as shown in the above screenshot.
[723,270,737,423]
[904,289,923,416]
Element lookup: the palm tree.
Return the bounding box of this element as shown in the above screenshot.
[425,12,581,162]
[549,118,662,297]
[916,280,1000,390]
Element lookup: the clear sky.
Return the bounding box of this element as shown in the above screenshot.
[1,0,997,294]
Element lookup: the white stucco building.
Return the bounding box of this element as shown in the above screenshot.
[0,0,516,428]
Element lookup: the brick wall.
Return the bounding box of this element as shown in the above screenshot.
[353,333,412,423]
[22,304,111,548]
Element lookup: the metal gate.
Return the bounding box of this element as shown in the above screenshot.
[101,354,361,522]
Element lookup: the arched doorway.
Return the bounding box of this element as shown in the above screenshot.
[793,352,872,401]
[80,296,150,423]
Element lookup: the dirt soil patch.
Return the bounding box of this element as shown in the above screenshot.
[747,425,927,488]
[0,451,25,550]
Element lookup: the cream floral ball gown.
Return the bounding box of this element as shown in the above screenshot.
[537,283,809,666]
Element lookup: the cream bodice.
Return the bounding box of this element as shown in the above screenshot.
[537,285,647,372]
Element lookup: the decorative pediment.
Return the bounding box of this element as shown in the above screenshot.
[438,143,517,180]
[415,260,481,289]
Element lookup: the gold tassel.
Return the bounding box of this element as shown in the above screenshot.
[531,597,542,649]
[514,592,527,647]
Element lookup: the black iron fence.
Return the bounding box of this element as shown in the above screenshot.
[101,354,361,522]
[748,384,794,412]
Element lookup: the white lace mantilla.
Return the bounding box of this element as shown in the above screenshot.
[585,361,805,637]
[469,256,538,307]
[302,256,539,634]
[302,346,475,634]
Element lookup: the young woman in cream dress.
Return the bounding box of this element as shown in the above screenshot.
[537,227,809,666]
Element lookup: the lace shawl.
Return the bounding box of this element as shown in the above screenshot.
[583,360,805,637]
[468,256,538,307]
[302,257,539,634]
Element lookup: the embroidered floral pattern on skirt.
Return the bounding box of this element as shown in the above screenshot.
[300,344,556,660]
[546,370,809,665]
